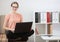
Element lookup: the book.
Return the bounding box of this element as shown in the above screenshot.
[41,12,46,23]
[52,12,59,23]
[35,12,38,23]
[47,24,52,34]
[59,12,60,22]
[47,12,52,23]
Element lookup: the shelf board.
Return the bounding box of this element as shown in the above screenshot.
[35,22,60,24]
[35,23,46,24]
[52,22,59,24]
[35,34,54,36]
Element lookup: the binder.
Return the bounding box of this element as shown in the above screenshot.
[47,12,52,23]
[41,12,46,23]
[52,12,59,23]
[35,12,39,23]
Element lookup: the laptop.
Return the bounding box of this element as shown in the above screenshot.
[14,22,33,33]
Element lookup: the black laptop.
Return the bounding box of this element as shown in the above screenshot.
[14,22,33,33]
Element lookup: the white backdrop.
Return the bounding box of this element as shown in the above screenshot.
[0,0,60,22]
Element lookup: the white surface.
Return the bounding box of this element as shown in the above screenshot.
[41,35,60,40]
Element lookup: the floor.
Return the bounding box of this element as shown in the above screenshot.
[27,35,34,42]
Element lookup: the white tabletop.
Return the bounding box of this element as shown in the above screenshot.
[41,35,60,40]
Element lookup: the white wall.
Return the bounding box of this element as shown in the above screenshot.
[0,0,60,21]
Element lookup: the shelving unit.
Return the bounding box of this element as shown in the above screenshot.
[35,12,60,42]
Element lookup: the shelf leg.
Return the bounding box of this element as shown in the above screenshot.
[46,40,49,42]
[58,40,59,42]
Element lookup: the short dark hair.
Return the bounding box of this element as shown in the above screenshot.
[11,2,19,8]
